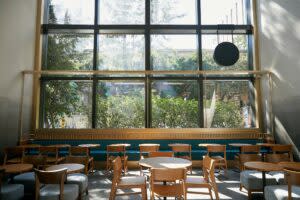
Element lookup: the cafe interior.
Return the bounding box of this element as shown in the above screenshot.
[1,0,300,199]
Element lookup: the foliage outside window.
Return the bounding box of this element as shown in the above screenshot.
[41,0,255,129]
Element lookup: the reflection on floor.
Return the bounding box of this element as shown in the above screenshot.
[86,169,264,200]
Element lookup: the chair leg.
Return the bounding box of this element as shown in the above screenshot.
[209,188,213,200]
[141,185,147,200]
[239,184,243,191]
[248,190,252,200]
[109,187,116,200]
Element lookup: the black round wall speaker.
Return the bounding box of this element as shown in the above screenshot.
[213,42,240,66]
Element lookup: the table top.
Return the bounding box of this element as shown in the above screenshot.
[108,143,131,147]
[279,162,300,171]
[46,163,85,174]
[139,157,192,169]
[19,144,41,148]
[244,161,282,172]
[139,143,160,147]
[48,144,71,148]
[78,144,100,148]
[198,143,221,147]
[229,143,252,147]
[168,143,190,147]
[256,143,278,147]
[0,164,33,174]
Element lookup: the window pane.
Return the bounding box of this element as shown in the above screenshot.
[98,34,145,71]
[202,34,248,70]
[96,81,145,128]
[43,80,92,128]
[204,80,255,128]
[201,0,247,24]
[44,34,93,70]
[152,80,199,128]
[47,0,94,24]
[99,0,145,24]
[151,35,198,70]
[151,0,196,24]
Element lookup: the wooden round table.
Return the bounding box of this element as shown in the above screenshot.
[139,143,160,147]
[198,143,221,147]
[46,163,85,174]
[108,143,131,147]
[229,143,252,147]
[78,144,100,148]
[139,157,192,169]
[48,144,71,148]
[244,161,283,197]
[0,164,33,174]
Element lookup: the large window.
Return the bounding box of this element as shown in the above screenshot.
[41,0,255,129]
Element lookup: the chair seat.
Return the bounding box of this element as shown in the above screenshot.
[240,170,277,190]
[1,183,24,200]
[39,184,79,200]
[13,172,35,193]
[152,184,184,197]
[186,175,208,185]
[67,173,88,193]
[264,185,300,200]
[269,171,286,185]
[119,176,146,186]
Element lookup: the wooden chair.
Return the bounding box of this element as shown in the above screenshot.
[21,144,41,156]
[106,145,128,173]
[109,156,147,200]
[265,153,292,163]
[39,146,65,165]
[34,168,79,200]
[139,144,160,176]
[186,155,219,200]
[206,145,227,176]
[170,144,192,173]
[3,146,25,164]
[270,145,293,161]
[264,168,300,200]
[237,145,261,170]
[69,146,94,174]
[148,151,174,157]
[150,168,186,200]
[65,156,89,174]
[23,155,47,169]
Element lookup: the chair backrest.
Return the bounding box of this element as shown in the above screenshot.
[3,146,25,164]
[170,144,191,153]
[240,145,260,153]
[202,156,219,199]
[207,145,226,159]
[69,146,89,156]
[139,144,159,159]
[107,145,126,153]
[150,168,186,198]
[239,154,262,170]
[271,145,293,161]
[284,168,300,200]
[23,155,47,169]
[34,168,67,200]
[148,151,174,157]
[39,146,58,155]
[111,156,122,186]
[265,153,291,163]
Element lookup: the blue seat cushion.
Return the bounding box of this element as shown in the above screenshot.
[240,170,277,190]
[66,173,88,194]
[1,184,24,200]
[264,185,300,200]
[13,172,35,193]
[39,184,79,200]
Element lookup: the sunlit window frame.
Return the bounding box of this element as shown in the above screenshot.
[40,0,255,129]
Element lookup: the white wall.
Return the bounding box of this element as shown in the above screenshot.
[258,0,300,156]
[0,0,36,149]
